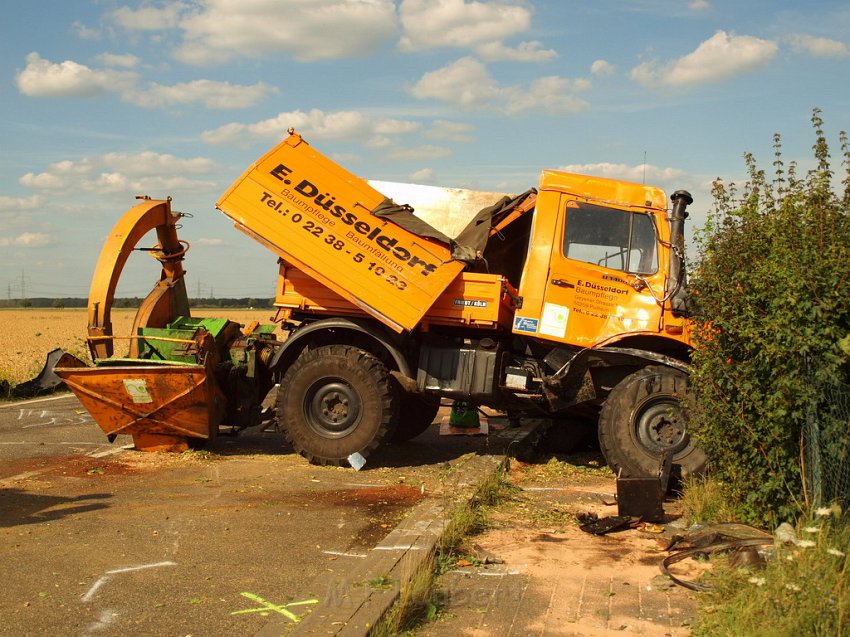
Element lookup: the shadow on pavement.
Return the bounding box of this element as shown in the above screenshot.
[0,489,112,527]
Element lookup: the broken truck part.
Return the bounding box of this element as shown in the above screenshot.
[57,129,705,477]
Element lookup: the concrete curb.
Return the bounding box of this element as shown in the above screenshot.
[256,423,541,637]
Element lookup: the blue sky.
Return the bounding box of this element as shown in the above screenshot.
[1,0,849,300]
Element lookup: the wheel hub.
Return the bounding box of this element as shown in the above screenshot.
[634,400,688,455]
[306,380,362,438]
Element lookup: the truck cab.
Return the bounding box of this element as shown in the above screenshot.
[511,170,690,356]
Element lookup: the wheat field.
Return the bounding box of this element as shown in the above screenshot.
[0,307,278,385]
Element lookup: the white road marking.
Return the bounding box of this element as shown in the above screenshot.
[87,444,134,458]
[0,393,77,409]
[84,608,117,633]
[322,550,368,558]
[17,407,92,429]
[373,544,426,551]
[81,561,178,602]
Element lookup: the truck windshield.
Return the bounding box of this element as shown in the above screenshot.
[562,201,658,275]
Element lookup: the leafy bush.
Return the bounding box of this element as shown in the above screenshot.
[688,109,850,525]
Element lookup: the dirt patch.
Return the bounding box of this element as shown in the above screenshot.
[235,484,424,548]
[0,454,144,480]
[434,455,696,637]
[265,484,423,509]
[327,484,423,507]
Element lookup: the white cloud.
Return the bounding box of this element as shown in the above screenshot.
[15,52,137,98]
[424,120,474,142]
[111,3,185,31]
[72,21,101,40]
[398,0,555,62]
[386,145,452,161]
[201,109,420,147]
[16,52,274,111]
[411,57,588,115]
[0,232,51,248]
[373,119,422,136]
[19,171,67,190]
[557,162,688,184]
[101,151,218,175]
[20,158,95,189]
[365,136,395,149]
[19,152,218,194]
[126,79,278,109]
[0,195,41,211]
[474,40,557,62]
[689,0,710,10]
[630,31,778,87]
[409,168,436,183]
[174,0,398,64]
[591,59,615,76]
[786,34,849,58]
[197,238,226,246]
[95,53,142,68]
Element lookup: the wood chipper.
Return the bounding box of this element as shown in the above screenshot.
[58,130,706,479]
[54,197,279,452]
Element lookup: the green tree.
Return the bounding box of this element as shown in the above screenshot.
[689,109,850,525]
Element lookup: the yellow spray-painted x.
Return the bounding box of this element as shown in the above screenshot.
[231,592,318,622]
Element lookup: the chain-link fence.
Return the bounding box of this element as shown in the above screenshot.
[804,378,850,510]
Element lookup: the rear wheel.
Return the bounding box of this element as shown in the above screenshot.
[277,345,398,465]
[390,392,440,442]
[598,365,706,479]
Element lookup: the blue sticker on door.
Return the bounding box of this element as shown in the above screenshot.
[513,316,539,334]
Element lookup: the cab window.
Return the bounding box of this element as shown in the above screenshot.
[562,201,658,275]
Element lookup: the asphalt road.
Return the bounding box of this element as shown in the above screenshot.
[0,392,499,636]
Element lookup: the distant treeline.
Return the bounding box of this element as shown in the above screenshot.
[0,297,274,309]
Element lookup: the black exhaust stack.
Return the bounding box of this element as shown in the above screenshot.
[667,190,693,317]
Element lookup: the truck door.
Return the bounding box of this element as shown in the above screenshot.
[541,198,663,347]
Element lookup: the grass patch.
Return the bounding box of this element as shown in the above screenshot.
[358,575,392,591]
[680,475,740,525]
[693,512,849,637]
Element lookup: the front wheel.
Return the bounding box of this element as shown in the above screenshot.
[277,345,398,465]
[598,365,706,479]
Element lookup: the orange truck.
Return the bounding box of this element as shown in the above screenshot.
[57,130,704,478]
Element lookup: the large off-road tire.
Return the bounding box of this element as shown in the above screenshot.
[390,392,440,443]
[277,345,398,465]
[598,365,706,479]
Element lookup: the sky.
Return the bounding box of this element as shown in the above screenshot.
[1,0,849,301]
